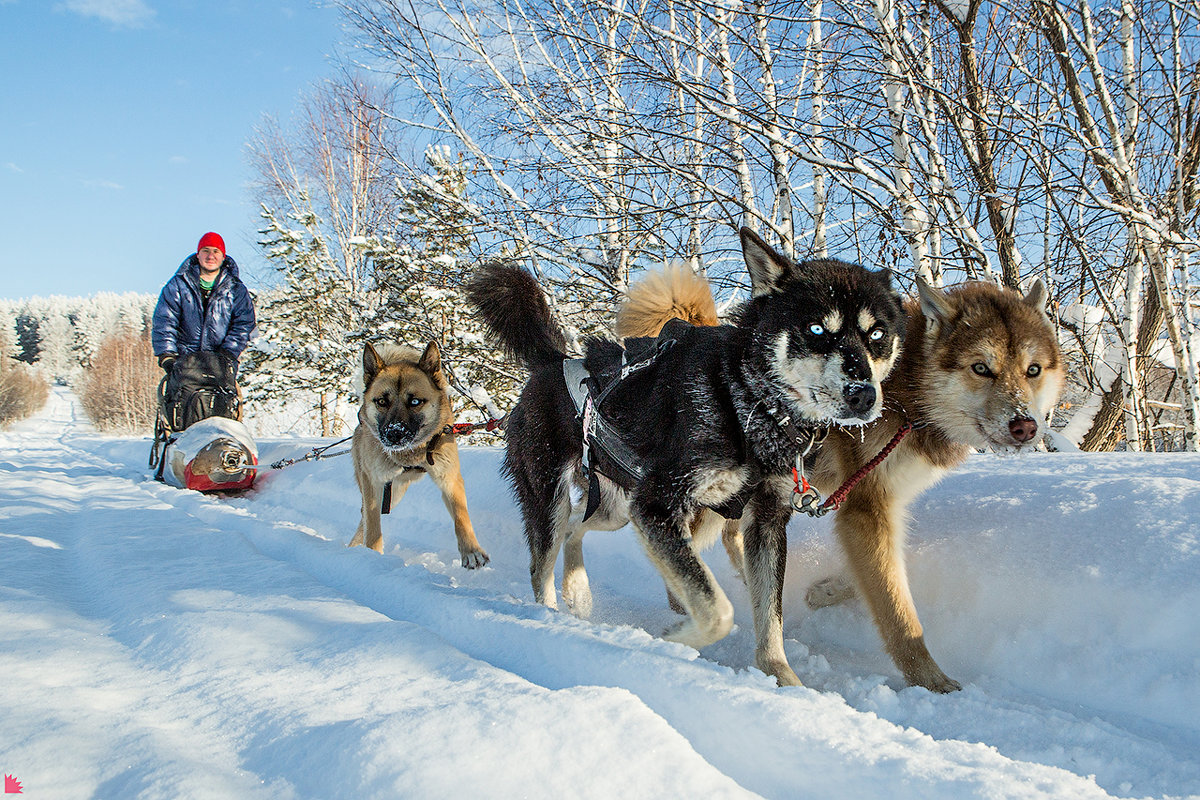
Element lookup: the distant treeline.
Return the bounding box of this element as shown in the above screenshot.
[0,293,157,384]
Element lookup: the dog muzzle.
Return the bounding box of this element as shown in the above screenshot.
[379,421,421,450]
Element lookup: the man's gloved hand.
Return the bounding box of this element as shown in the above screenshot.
[158,353,177,372]
[217,349,238,377]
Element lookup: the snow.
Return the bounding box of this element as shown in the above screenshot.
[3,388,1199,800]
[940,0,972,24]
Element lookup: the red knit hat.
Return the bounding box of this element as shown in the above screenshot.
[197,231,226,255]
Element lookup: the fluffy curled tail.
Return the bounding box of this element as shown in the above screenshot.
[465,263,568,368]
[614,263,720,339]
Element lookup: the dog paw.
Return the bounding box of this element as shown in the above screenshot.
[908,667,962,694]
[563,590,593,618]
[561,572,593,618]
[460,549,490,569]
[758,658,803,687]
[805,575,856,609]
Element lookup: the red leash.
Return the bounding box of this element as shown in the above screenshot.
[792,421,913,516]
[445,415,507,436]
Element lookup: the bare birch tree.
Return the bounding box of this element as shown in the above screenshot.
[1024,0,1200,450]
[334,0,1200,448]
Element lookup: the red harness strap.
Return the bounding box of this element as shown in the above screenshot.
[793,421,914,516]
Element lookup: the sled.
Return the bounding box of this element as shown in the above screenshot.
[156,416,258,492]
[148,352,256,492]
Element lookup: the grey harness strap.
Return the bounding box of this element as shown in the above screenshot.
[563,357,591,419]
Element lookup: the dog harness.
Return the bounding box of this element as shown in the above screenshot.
[380,446,433,515]
[379,419,506,514]
[563,338,676,521]
[562,327,914,523]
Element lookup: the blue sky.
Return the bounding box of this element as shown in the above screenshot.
[0,0,346,301]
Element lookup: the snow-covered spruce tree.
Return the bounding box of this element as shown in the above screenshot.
[13,307,40,366]
[71,299,113,372]
[15,298,79,385]
[0,295,153,387]
[241,206,361,436]
[361,146,515,421]
[244,75,397,436]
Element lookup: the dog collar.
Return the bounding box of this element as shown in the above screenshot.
[752,398,828,454]
[738,363,828,456]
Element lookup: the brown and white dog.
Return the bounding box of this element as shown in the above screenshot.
[349,341,489,569]
[617,269,1065,691]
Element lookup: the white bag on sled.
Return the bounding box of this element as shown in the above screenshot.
[161,416,258,492]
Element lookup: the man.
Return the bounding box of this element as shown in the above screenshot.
[152,231,256,374]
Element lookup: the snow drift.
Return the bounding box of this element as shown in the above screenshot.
[1,388,1198,799]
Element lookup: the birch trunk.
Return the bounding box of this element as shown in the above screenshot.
[872,0,931,278]
[810,0,828,257]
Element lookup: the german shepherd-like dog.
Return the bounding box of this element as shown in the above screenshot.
[349,341,490,569]
[617,267,1065,692]
[466,228,904,685]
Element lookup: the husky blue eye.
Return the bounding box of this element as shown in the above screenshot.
[1027,364,1042,377]
[869,328,885,341]
[971,362,992,377]
[808,323,825,336]
[407,396,424,407]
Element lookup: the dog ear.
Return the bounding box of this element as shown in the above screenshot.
[363,343,385,388]
[739,227,792,298]
[418,340,447,389]
[916,277,954,328]
[1024,278,1050,316]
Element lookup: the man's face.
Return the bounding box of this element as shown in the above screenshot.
[197,246,223,275]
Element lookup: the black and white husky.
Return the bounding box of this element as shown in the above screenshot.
[466,228,904,685]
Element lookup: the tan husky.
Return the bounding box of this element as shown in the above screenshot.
[349,341,489,569]
[617,269,1064,691]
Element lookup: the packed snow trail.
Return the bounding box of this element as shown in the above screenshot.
[2,388,1198,799]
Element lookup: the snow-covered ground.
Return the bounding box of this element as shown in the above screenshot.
[2,388,1199,799]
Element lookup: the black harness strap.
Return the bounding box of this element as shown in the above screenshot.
[564,338,675,521]
[382,442,434,515]
[382,480,393,514]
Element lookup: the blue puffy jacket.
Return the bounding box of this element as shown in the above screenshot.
[152,254,257,360]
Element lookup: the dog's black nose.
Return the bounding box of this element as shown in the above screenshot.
[1009,416,1038,443]
[843,383,876,415]
[381,421,415,447]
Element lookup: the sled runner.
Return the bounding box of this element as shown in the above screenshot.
[148,352,256,492]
